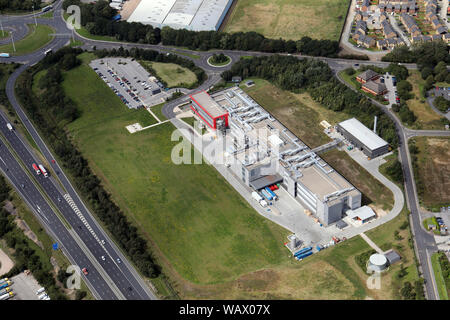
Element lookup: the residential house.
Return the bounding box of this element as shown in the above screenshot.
[382,20,397,38]
[361,0,370,11]
[436,26,448,35]
[356,20,368,35]
[443,33,450,43]
[377,39,388,49]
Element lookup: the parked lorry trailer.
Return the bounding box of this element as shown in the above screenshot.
[264,187,278,200]
[0,292,13,300]
[260,189,273,201]
[251,191,263,202]
[0,287,11,295]
[0,281,12,290]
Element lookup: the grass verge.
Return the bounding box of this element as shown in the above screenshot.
[0,24,54,56]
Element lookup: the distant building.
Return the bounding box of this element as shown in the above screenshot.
[337,118,390,158]
[126,0,234,31]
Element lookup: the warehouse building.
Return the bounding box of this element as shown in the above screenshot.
[126,0,234,31]
[337,118,389,158]
[201,87,362,226]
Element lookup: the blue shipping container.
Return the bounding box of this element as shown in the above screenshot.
[264,187,277,199]
[296,251,313,260]
[294,246,312,257]
[260,189,273,201]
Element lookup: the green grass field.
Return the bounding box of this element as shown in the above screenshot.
[224,0,349,41]
[0,30,10,40]
[431,252,449,300]
[59,54,292,285]
[141,61,197,88]
[0,24,54,56]
[411,137,450,210]
[27,53,422,299]
[405,71,448,130]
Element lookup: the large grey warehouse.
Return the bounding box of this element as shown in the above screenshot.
[190,88,363,226]
[126,0,234,31]
[337,118,389,158]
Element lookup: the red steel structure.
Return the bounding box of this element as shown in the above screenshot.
[190,91,228,129]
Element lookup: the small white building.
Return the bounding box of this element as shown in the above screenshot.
[346,205,376,224]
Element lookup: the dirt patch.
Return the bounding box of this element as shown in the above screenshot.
[236,269,280,292]
[14,218,44,250]
[0,248,14,275]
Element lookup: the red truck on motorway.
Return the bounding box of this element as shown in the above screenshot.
[32,163,41,175]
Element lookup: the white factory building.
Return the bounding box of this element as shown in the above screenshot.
[126,0,234,31]
[191,88,363,226]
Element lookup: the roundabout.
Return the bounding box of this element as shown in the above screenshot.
[206,53,232,67]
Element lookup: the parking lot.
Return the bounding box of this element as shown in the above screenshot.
[10,272,43,300]
[89,58,171,109]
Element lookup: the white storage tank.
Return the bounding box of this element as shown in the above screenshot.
[368,253,388,272]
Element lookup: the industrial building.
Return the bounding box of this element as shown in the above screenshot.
[337,118,389,158]
[190,91,229,130]
[126,0,234,31]
[192,87,362,226]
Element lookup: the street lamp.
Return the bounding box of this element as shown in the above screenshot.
[32,5,37,26]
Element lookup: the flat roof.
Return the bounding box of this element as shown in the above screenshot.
[339,118,388,151]
[126,0,232,31]
[191,91,228,119]
[346,205,376,220]
[249,174,283,190]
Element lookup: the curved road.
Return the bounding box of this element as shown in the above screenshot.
[0,0,448,300]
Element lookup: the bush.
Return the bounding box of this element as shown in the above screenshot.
[434,96,450,113]
[344,67,355,76]
[385,159,404,184]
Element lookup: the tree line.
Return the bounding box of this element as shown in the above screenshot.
[0,0,41,11]
[222,55,399,147]
[62,0,339,57]
[16,47,161,279]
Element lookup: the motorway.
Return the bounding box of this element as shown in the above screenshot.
[0,1,155,300]
[0,0,448,300]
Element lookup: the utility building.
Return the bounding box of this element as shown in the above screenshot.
[337,118,389,158]
[190,91,229,130]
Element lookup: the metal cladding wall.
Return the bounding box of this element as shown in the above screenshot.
[337,124,389,158]
[190,96,228,129]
